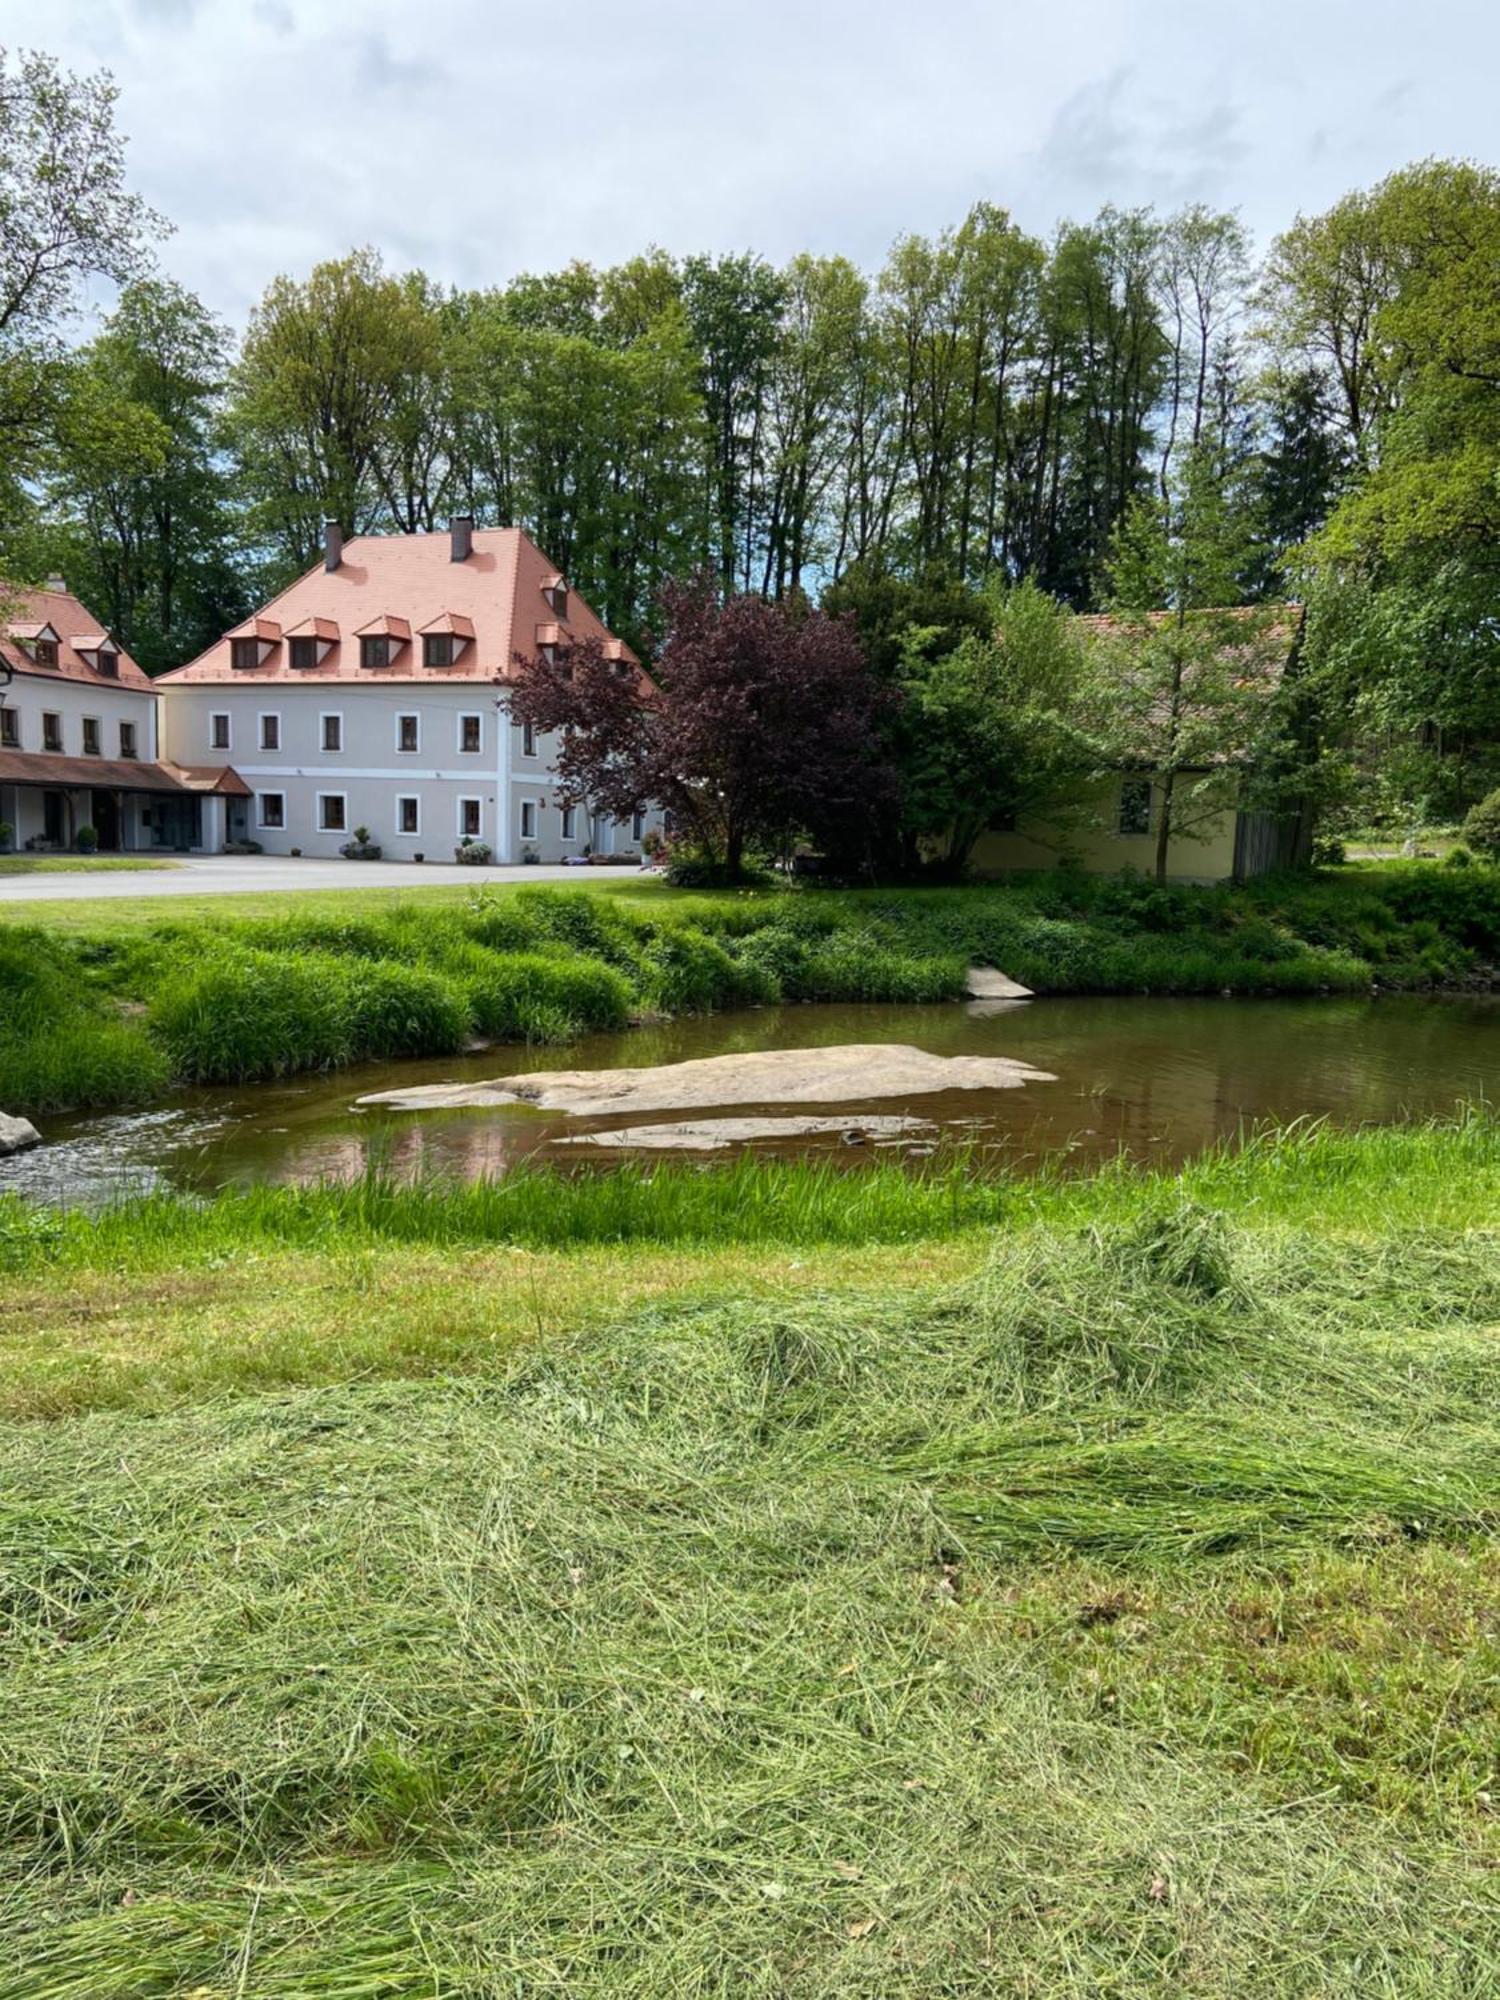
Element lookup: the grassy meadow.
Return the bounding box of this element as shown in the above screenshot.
[2,1118,1500,1994]
[1,862,1497,1117]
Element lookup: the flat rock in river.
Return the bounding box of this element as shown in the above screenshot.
[357,1042,1056,1116]
[965,965,1033,999]
[555,1114,937,1150]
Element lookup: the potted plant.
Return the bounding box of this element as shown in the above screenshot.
[340,825,383,860]
[412,851,424,864]
[75,824,99,855]
[453,836,492,865]
[290,846,302,857]
[521,846,540,865]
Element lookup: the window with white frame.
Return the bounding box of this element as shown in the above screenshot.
[459,713,482,754]
[42,711,62,752]
[0,707,17,748]
[560,804,575,839]
[521,719,537,757]
[520,800,537,840]
[210,712,230,751]
[119,720,138,759]
[397,713,419,753]
[396,795,420,835]
[259,712,281,752]
[317,794,347,833]
[81,716,101,756]
[321,713,343,753]
[257,792,286,829]
[458,797,482,838]
[632,810,644,841]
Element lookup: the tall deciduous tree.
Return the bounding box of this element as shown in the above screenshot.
[509,577,896,880]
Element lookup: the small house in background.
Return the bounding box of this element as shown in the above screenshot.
[0,581,249,854]
[156,519,663,861]
[967,605,1312,884]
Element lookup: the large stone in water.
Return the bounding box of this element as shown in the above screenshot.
[0,1111,41,1156]
[357,1042,1056,1117]
[965,964,1033,999]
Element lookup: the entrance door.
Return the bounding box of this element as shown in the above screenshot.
[90,790,122,852]
[42,791,66,846]
[152,796,202,850]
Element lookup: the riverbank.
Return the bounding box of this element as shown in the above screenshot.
[1,865,1496,1118]
[3,1120,1499,1994]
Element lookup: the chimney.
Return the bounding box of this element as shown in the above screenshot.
[44,574,66,593]
[450,515,474,563]
[323,519,344,571]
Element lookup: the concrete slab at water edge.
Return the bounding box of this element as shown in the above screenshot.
[555,1114,938,1150]
[356,1043,1058,1116]
[0,1111,42,1155]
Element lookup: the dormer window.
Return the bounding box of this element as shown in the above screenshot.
[542,576,568,618]
[423,633,454,669]
[290,636,319,671]
[32,638,58,668]
[231,637,260,670]
[361,635,392,670]
[95,648,118,679]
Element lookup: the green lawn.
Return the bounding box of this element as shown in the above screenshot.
[2,1122,1499,1995]
[0,853,177,877]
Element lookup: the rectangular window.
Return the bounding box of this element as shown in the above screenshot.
[397,713,419,753]
[544,582,568,617]
[119,720,138,759]
[459,713,481,753]
[632,810,644,841]
[259,713,281,751]
[397,795,420,835]
[321,713,343,753]
[32,638,58,668]
[522,720,537,757]
[81,716,101,756]
[520,800,537,840]
[1118,778,1153,837]
[42,710,62,752]
[210,712,230,751]
[289,636,318,670]
[424,633,454,669]
[360,634,391,670]
[95,649,119,679]
[459,797,482,838]
[230,637,259,670]
[257,792,285,830]
[0,708,17,748]
[560,804,575,839]
[318,794,347,833]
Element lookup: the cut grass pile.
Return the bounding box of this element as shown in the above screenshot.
[2,1134,1500,1994]
[1,865,1497,1117]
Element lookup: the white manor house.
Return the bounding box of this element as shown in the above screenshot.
[0,521,661,861]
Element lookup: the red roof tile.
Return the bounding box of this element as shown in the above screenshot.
[1,586,152,691]
[159,527,636,687]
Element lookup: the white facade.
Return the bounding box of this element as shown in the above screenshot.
[0,654,164,853]
[159,682,657,862]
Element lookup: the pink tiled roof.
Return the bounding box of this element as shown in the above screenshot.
[158,527,637,686]
[0,586,152,690]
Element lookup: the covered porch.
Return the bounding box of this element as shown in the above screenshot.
[0,752,249,855]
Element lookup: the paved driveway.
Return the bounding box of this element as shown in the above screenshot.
[0,855,661,904]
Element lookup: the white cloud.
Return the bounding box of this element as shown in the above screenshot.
[2,0,1489,325]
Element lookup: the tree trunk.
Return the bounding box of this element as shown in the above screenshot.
[1153,772,1174,885]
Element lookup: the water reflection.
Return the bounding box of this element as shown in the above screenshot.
[2,994,1494,1206]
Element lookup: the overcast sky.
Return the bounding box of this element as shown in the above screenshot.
[9,0,1496,330]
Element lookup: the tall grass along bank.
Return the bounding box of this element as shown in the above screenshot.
[0,865,1495,1115]
[2,1128,1500,1993]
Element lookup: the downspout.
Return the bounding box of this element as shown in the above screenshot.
[494,684,513,863]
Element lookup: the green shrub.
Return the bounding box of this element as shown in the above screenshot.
[460,950,633,1042]
[1461,788,1500,860]
[148,945,358,1082]
[344,961,470,1060]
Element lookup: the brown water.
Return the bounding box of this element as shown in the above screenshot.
[4,994,1496,1207]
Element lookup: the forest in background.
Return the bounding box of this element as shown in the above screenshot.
[2,46,1498,830]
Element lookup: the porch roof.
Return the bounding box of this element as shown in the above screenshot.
[0,750,200,795]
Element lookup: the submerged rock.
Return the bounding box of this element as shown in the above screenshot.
[358,1042,1056,1117]
[554,1114,937,1151]
[0,1111,42,1156]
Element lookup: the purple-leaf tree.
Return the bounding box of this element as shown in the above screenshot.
[509,576,898,880]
